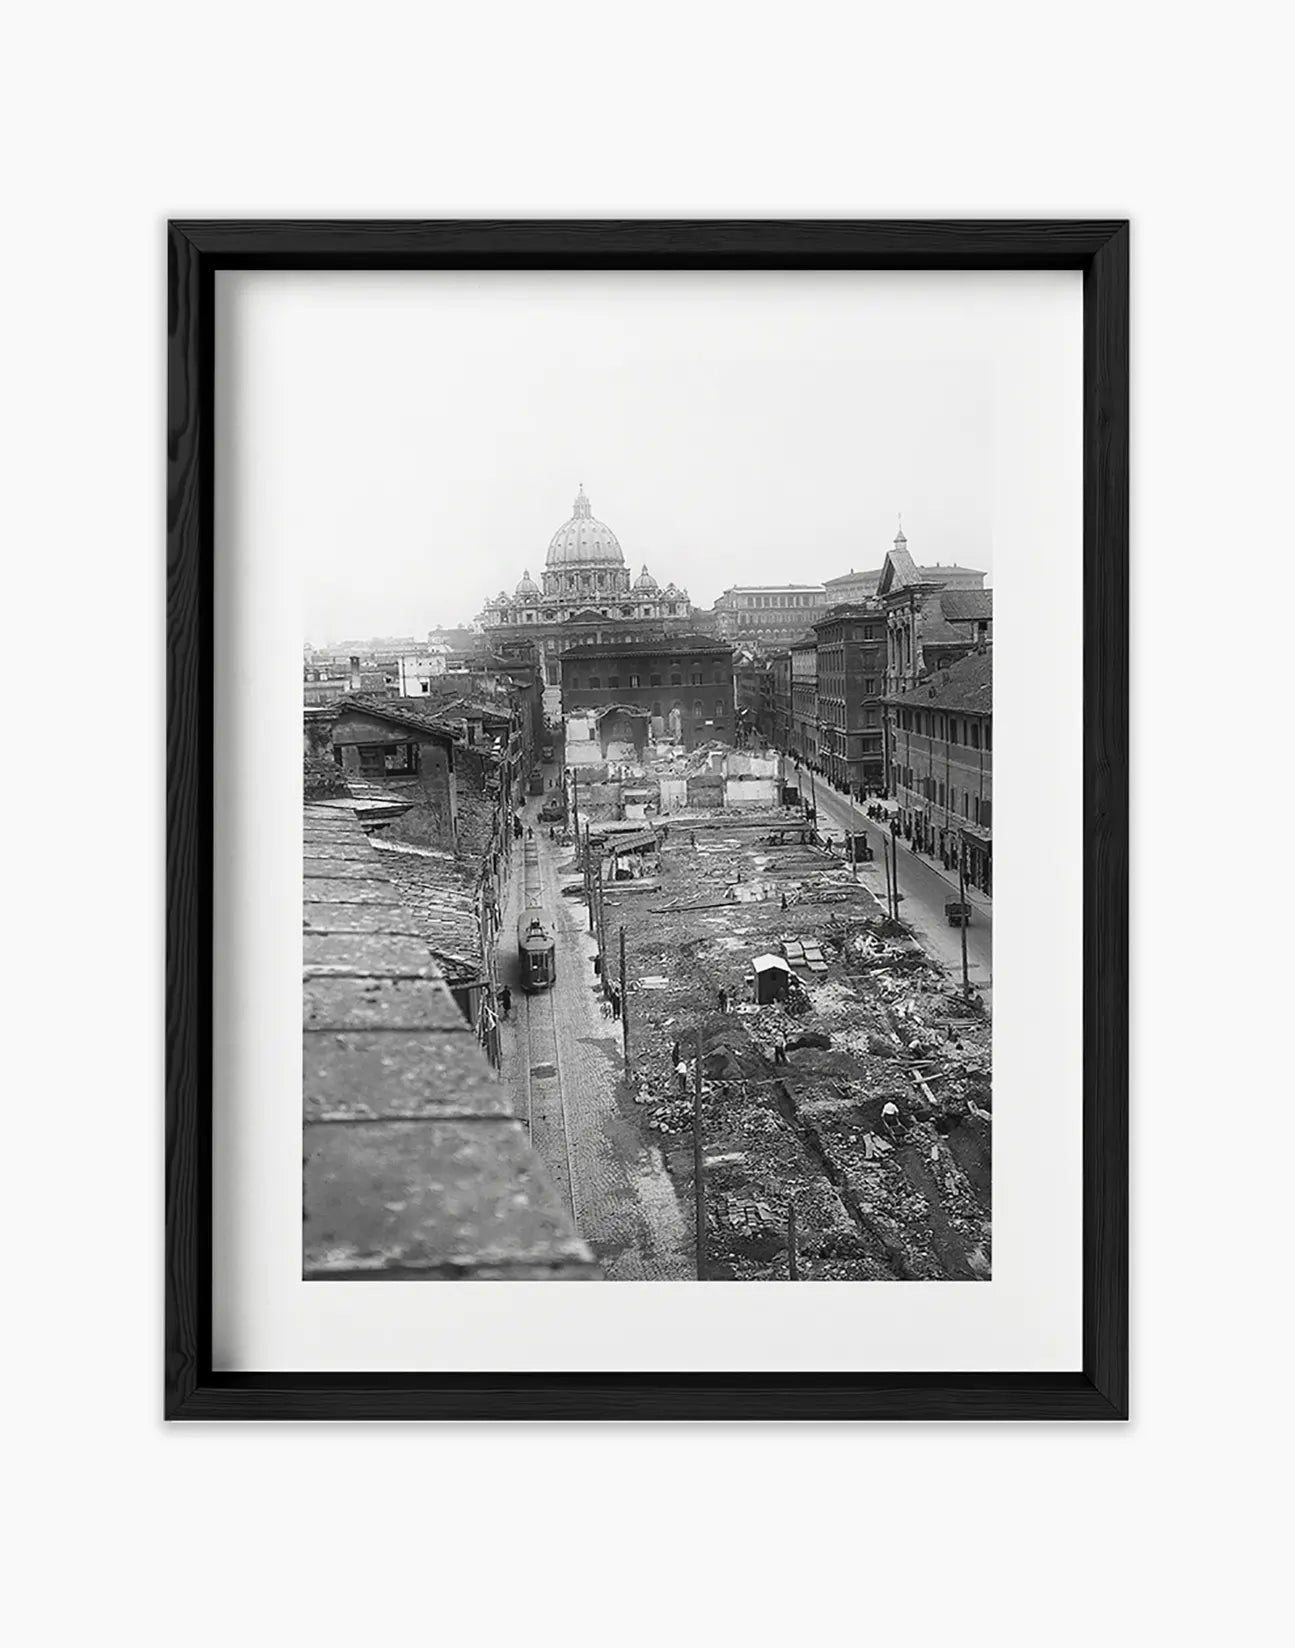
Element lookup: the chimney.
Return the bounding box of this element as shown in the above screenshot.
[348,655,361,692]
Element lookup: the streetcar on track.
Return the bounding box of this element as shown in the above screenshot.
[517,838,556,990]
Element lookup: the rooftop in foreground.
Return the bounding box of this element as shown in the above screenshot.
[302,803,597,1279]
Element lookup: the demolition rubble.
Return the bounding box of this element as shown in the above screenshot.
[582,784,992,1281]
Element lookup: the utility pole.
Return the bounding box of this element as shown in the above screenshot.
[693,1027,707,1281]
[787,1198,800,1281]
[570,770,579,841]
[890,827,901,920]
[619,924,631,1080]
[595,852,607,989]
[583,823,594,933]
[958,834,970,996]
[882,833,894,917]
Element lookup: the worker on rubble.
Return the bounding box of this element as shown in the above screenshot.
[881,1100,901,1139]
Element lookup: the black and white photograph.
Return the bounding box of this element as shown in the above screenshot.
[301,276,994,1282]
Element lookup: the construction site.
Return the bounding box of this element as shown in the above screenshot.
[571,740,993,1282]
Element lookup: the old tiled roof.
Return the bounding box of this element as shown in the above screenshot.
[431,695,512,726]
[369,840,483,981]
[561,634,731,659]
[887,649,992,714]
[937,589,994,621]
[878,546,923,592]
[338,694,459,740]
[302,804,596,1278]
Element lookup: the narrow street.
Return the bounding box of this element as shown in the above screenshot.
[496,790,691,1279]
[790,771,993,1010]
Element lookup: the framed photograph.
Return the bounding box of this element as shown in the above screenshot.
[166,219,1127,1419]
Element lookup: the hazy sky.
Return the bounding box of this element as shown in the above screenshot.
[268,273,995,644]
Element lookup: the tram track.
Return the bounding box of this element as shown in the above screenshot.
[521,937,581,1235]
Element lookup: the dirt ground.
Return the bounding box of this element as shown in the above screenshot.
[607,815,992,1281]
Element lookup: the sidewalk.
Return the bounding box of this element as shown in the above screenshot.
[785,766,993,1011]
[785,767,992,916]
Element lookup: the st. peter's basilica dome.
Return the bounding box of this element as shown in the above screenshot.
[545,485,625,568]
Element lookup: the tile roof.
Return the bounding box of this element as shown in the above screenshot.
[337,695,459,740]
[887,649,992,714]
[369,840,484,981]
[937,589,994,621]
[561,635,732,658]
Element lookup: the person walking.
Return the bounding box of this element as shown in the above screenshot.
[718,986,729,1014]
[773,1033,788,1066]
[499,985,512,1020]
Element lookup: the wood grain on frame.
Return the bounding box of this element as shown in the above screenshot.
[165,219,1129,1420]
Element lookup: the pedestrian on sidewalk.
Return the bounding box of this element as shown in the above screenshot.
[499,985,512,1019]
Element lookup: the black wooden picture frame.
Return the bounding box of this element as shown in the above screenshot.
[166,219,1128,1420]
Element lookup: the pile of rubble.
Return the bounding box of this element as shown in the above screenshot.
[617,820,992,1280]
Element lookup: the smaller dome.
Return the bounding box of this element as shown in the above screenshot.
[515,569,539,598]
[634,564,659,592]
[662,582,681,598]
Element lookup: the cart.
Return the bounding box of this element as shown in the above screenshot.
[944,898,972,927]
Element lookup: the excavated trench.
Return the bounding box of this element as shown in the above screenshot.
[767,1075,915,1279]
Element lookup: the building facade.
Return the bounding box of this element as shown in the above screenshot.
[711,585,828,650]
[812,601,887,796]
[559,637,734,752]
[822,567,883,605]
[767,650,792,750]
[475,487,697,720]
[885,650,992,894]
[789,636,819,765]
[877,527,991,697]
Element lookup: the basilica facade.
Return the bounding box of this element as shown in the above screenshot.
[476,486,699,718]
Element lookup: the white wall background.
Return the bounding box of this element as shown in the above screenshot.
[4,3,1287,1646]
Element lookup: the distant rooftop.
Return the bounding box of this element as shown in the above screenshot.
[887,649,992,715]
[561,635,732,659]
[937,589,994,621]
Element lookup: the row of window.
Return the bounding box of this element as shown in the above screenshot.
[568,668,726,689]
[734,593,822,609]
[894,706,991,750]
[897,767,992,826]
[500,604,682,623]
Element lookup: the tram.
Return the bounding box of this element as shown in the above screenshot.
[517,837,556,991]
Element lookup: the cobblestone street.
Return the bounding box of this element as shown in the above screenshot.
[497,797,691,1279]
